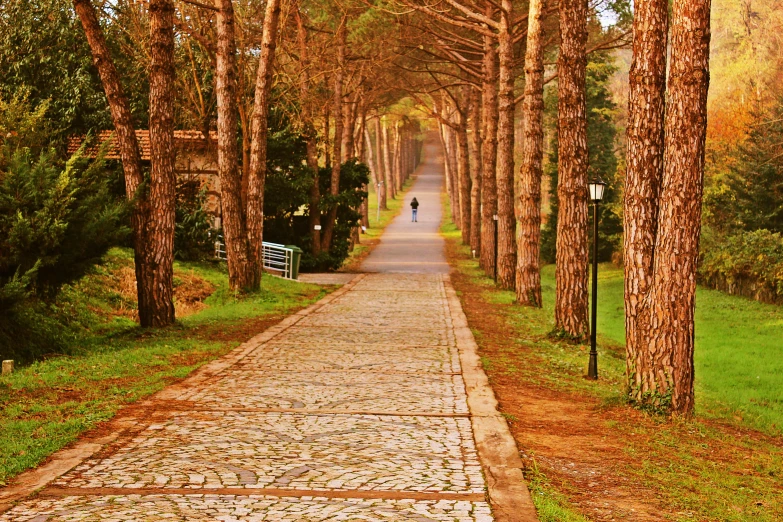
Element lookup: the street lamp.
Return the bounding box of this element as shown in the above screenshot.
[493,214,499,284]
[587,177,606,380]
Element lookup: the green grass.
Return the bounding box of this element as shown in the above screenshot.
[0,248,328,486]
[580,264,783,435]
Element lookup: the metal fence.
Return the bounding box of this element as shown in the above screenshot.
[214,236,297,280]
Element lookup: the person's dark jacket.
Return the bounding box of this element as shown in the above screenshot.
[411,198,419,209]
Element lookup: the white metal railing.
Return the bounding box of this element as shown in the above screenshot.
[214,236,297,280]
[262,242,295,279]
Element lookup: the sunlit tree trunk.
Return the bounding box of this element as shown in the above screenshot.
[381,119,395,201]
[480,19,499,276]
[516,0,545,307]
[321,17,346,252]
[393,123,403,192]
[624,0,668,398]
[216,0,255,290]
[445,124,460,225]
[374,117,388,210]
[495,0,517,290]
[246,0,282,284]
[554,0,589,340]
[645,0,712,416]
[469,87,482,254]
[456,107,472,244]
[144,0,177,326]
[73,0,174,327]
[357,109,369,229]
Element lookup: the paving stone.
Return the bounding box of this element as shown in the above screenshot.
[53,412,483,493]
[239,343,461,374]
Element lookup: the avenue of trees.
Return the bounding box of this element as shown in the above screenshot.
[1,0,782,417]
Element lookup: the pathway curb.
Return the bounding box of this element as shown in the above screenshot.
[443,274,539,522]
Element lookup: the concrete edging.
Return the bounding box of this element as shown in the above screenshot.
[442,274,539,522]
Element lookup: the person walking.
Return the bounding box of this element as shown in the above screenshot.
[410,197,419,222]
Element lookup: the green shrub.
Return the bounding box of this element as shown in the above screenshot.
[0,97,128,362]
[699,228,783,303]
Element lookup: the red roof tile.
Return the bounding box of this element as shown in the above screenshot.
[68,130,217,161]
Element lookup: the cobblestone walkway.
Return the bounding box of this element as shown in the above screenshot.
[0,139,534,521]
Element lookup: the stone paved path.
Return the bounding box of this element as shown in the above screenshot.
[0,138,535,521]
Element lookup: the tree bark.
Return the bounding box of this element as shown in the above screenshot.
[321,17,346,252]
[645,0,712,416]
[393,123,403,192]
[294,5,321,256]
[516,0,545,307]
[246,0,282,284]
[216,0,255,291]
[444,124,460,226]
[624,0,668,399]
[381,119,395,201]
[73,0,175,327]
[456,110,472,244]
[469,88,482,254]
[145,0,177,326]
[554,0,589,340]
[495,0,517,290]
[374,117,388,210]
[480,20,499,276]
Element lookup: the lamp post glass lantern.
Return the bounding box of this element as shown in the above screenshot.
[588,178,606,380]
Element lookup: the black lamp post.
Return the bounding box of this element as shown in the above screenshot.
[587,178,606,380]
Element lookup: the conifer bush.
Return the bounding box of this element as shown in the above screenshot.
[0,97,128,361]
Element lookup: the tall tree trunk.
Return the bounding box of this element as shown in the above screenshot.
[624,0,668,400]
[480,19,499,276]
[381,119,395,201]
[516,0,545,307]
[216,0,255,290]
[469,88,483,254]
[393,123,403,192]
[444,124,460,226]
[456,112,472,244]
[145,0,176,326]
[495,0,517,290]
[374,117,388,210]
[438,121,453,207]
[321,17,346,252]
[294,5,321,257]
[73,0,173,327]
[645,0,712,416]
[554,0,589,340]
[357,110,369,229]
[246,0,282,284]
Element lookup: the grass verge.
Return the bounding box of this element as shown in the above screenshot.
[0,248,328,486]
[441,201,783,521]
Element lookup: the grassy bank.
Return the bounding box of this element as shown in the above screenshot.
[0,249,328,486]
[441,212,783,521]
